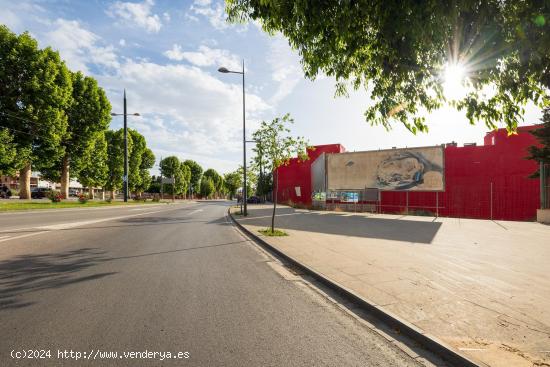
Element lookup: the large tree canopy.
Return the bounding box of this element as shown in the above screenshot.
[227,1,549,133]
[183,159,203,195]
[159,156,190,195]
[0,25,72,197]
[41,71,111,197]
[0,128,17,176]
[203,168,223,197]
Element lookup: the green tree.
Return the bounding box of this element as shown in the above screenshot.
[105,129,132,199]
[179,162,191,197]
[0,26,72,198]
[0,128,18,176]
[41,71,111,198]
[251,133,272,199]
[223,171,242,200]
[203,168,223,198]
[137,148,155,195]
[528,107,550,177]
[77,132,108,199]
[252,114,309,232]
[227,1,550,133]
[127,129,146,194]
[183,160,203,197]
[159,156,190,196]
[237,165,256,199]
[200,177,215,199]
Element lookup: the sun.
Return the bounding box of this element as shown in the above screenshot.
[443,62,468,101]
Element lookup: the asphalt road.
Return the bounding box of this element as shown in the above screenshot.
[0,201,420,366]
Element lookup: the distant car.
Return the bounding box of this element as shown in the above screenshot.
[69,189,79,197]
[31,187,51,199]
[0,186,11,199]
[247,196,261,204]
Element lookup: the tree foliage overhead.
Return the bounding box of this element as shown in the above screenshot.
[528,107,550,176]
[227,1,550,133]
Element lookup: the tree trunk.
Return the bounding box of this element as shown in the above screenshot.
[271,170,277,233]
[60,154,70,199]
[110,190,114,200]
[101,190,105,200]
[88,187,94,199]
[19,163,31,200]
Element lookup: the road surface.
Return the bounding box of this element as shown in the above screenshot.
[0,201,420,366]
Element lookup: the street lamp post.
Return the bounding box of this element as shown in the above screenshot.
[111,89,140,202]
[218,60,247,216]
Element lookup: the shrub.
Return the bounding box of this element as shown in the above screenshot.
[105,197,112,203]
[48,190,62,203]
[78,194,88,204]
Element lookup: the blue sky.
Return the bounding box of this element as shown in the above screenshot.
[0,0,543,174]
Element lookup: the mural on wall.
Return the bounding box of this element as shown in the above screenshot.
[376,151,443,190]
[326,146,445,191]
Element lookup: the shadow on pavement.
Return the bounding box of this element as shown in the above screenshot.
[0,248,115,310]
[239,207,442,244]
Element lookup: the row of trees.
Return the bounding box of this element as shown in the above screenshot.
[0,25,155,199]
[149,156,237,200]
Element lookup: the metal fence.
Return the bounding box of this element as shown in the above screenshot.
[542,163,550,210]
[310,177,542,221]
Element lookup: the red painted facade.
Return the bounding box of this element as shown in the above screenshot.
[276,144,345,205]
[275,125,541,221]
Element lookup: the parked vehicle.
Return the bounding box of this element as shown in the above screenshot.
[0,185,12,199]
[69,189,79,197]
[247,196,261,204]
[31,187,52,199]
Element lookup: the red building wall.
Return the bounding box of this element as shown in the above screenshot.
[276,144,345,205]
[276,126,541,221]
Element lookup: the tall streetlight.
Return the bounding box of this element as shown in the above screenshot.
[218,60,247,216]
[111,89,140,202]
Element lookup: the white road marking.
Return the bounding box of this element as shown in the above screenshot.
[188,209,203,215]
[0,235,10,240]
[0,231,49,243]
[0,206,188,243]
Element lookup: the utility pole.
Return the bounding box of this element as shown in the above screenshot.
[243,61,248,214]
[123,89,128,202]
[110,91,139,203]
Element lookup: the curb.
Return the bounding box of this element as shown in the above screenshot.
[228,208,481,367]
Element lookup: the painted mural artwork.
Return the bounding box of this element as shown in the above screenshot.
[376,151,443,190]
[326,146,445,191]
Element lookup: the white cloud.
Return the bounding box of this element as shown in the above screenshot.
[119,38,126,46]
[163,12,170,22]
[0,8,21,30]
[164,44,241,71]
[267,35,303,104]
[44,19,119,74]
[98,59,271,172]
[107,0,162,33]
[189,0,246,31]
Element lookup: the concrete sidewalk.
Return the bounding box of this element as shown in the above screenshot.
[233,204,550,367]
